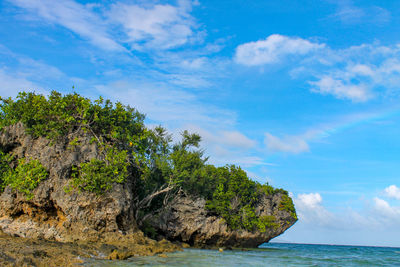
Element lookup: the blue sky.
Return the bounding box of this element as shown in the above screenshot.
[1,0,400,247]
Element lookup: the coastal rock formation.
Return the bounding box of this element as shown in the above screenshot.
[148,193,297,248]
[0,122,296,250]
[0,91,297,266]
[0,123,137,243]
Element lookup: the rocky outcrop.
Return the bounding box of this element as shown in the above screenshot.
[0,123,138,243]
[148,193,297,248]
[0,122,296,256]
[0,123,183,265]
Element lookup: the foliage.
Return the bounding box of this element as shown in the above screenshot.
[0,91,147,196]
[259,183,288,195]
[67,146,129,195]
[279,194,297,220]
[0,91,147,146]
[258,215,280,231]
[1,157,48,200]
[0,151,12,192]
[204,165,279,232]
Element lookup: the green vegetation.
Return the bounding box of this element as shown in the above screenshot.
[279,194,297,220]
[0,91,147,195]
[0,153,48,200]
[0,151,12,192]
[0,91,296,231]
[204,166,286,232]
[0,91,146,144]
[67,146,129,195]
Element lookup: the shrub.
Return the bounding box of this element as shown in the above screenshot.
[67,146,129,195]
[0,151,12,193]
[279,194,297,220]
[257,215,279,232]
[2,157,48,200]
[0,91,147,146]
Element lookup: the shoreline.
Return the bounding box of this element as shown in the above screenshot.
[0,230,182,266]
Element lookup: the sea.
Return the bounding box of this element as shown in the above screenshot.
[86,243,400,266]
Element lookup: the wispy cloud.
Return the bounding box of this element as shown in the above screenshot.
[94,79,236,127]
[0,45,68,96]
[234,34,324,66]
[263,109,400,154]
[264,132,310,154]
[331,0,390,25]
[9,0,203,52]
[0,68,47,97]
[108,0,201,50]
[236,34,400,102]
[8,0,224,94]
[10,0,124,51]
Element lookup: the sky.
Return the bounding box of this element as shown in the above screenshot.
[1,0,400,247]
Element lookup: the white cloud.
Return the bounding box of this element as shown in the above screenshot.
[235,33,400,102]
[384,185,400,200]
[234,34,324,66]
[10,0,123,51]
[297,193,322,209]
[332,2,390,25]
[108,0,198,50]
[373,197,400,223]
[221,131,257,149]
[264,132,309,154]
[310,76,371,102]
[309,54,400,102]
[294,193,334,225]
[289,186,400,234]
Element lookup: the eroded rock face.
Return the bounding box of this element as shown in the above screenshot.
[148,193,297,248]
[0,123,296,250]
[0,123,137,243]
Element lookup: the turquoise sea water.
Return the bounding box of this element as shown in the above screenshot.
[86,243,400,266]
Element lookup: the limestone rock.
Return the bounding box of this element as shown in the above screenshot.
[0,123,137,243]
[148,194,296,248]
[0,122,296,253]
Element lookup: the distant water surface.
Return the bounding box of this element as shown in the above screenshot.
[85,243,400,266]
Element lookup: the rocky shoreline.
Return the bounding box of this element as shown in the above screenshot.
[0,230,182,266]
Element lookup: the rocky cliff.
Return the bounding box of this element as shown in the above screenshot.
[0,123,180,264]
[148,193,296,248]
[0,123,137,243]
[0,91,297,264]
[0,123,296,249]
